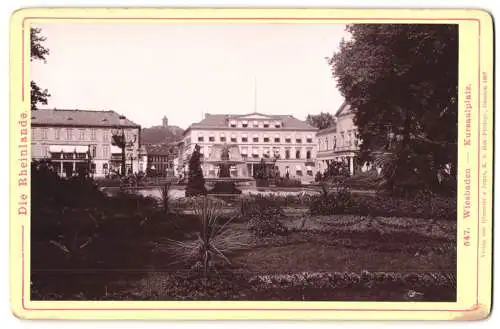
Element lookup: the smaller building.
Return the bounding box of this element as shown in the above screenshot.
[316,102,361,176]
[145,143,177,177]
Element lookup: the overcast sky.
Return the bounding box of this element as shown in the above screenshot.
[31,23,349,129]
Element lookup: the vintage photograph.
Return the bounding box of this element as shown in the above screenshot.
[29,21,458,302]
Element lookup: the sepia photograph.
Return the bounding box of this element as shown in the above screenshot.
[27,20,460,303]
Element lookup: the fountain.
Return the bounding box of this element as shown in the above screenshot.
[204,144,254,195]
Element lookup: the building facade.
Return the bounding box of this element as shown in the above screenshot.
[181,112,319,183]
[316,102,362,175]
[144,143,177,176]
[31,109,142,178]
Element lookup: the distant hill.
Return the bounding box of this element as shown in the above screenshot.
[141,125,184,145]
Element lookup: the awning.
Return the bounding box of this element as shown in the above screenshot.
[111,145,122,154]
[49,145,83,153]
[75,145,89,153]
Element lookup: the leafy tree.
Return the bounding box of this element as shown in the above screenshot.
[185,144,207,197]
[329,24,458,194]
[306,112,336,130]
[30,28,51,110]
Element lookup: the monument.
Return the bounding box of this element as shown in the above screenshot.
[204,144,254,194]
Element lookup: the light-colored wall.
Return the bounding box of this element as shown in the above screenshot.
[181,127,318,183]
[31,125,141,177]
[183,129,317,161]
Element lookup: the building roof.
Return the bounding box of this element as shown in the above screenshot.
[334,101,353,117]
[31,109,140,128]
[316,125,337,136]
[186,112,317,131]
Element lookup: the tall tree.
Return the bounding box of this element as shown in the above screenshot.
[329,24,458,193]
[30,28,50,110]
[306,112,336,130]
[185,144,207,197]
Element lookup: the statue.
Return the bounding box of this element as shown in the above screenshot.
[218,144,231,178]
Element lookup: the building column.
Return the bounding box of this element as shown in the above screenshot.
[349,156,354,176]
[60,161,63,176]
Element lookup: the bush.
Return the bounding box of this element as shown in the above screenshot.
[185,144,207,197]
[309,185,355,216]
[275,178,302,188]
[343,170,382,190]
[243,195,288,237]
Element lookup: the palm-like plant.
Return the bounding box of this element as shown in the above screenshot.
[165,196,248,275]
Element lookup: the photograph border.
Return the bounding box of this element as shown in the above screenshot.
[9,7,493,320]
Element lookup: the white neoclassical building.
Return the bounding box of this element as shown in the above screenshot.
[180,112,319,183]
[316,102,366,175]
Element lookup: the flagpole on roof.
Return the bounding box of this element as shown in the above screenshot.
[253,76,257,113]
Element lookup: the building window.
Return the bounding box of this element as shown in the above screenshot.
[90,129,96,141]
[253,136,259,143]
[230,121,237,128]
[296,168,303,176]
[103,130,109,141]
[295,150,301,159]
[79,129,85,140]
[306,137,313,143]
[198,136,204,142]
[263,123,269,128]
[220,136,226,142]
[103,145,109,158]
[209,136,215,142]
[307,168,313,176]
[326,138,329,150]
[241,136,248,142]
[66,128,73,140]
[263,148,270,158]
[306,150,311,160]
[41,128,48,140]
[263,137,269,143]
[242,122,248,128]
[54,128,61,140]
[274,137,280,143]
[275,122,281,128]
[230,136,237,143]
[253,121,259,128]
[285,137,291,143]
[285,149,290,159]
[296,138,302,143]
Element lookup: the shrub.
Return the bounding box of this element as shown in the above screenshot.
[275,178,302,188]
[165,196,248,275]
[244,195,288,237]
[185,144,207,197]
[308,184,355,215]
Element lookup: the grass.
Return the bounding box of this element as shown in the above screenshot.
[31,191,456,302]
